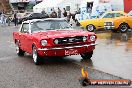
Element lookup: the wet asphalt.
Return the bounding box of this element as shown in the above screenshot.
[0,25,132,88]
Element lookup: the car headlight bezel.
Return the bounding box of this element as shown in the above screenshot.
[41,40,47,46]
[90,35,96,41]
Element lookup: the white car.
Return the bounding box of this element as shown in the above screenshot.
[75,13,91,26]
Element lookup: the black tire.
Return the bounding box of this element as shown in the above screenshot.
[111,29,118,33]
[119,23,129,33]
[32,46,42,65]
[81,51,93,60]
[16,41,25,56]
[75,19,80,26]
[86,25,95,32]
[79,78,91,86]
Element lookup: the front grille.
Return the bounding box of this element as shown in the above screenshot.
[54,36,86,44]
[105,22,113,26]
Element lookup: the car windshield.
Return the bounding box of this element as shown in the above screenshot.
[127,10,132,16]
[100,12,113,18]
[31,20,72,32]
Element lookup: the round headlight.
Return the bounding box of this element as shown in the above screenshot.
[90,35,96,41]
[54,39,59,44]
[41,40,47,46]
[83,36,87,42]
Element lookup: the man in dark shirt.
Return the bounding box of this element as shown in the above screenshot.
[63,8,67,17]
[13,12,18,26]
[50,11,57,18]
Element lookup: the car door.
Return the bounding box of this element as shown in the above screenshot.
[20,23,30,52]
[97,13,115,29]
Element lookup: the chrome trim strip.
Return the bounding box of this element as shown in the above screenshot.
[38,43,98,51]
[104,26,115,27]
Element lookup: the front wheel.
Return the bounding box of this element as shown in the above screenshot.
[119,23,129,33]
[86,25,95,32]
[15,41,25,56]
[32,46,42,65]
[75,19,80,26]
[81,51,93,60]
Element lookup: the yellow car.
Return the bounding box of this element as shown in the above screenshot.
[104,10,132,33]
[80,11,126,32]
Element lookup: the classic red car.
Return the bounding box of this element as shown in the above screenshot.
[13,18,97,65]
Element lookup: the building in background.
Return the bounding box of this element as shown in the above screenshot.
[9,0,43,12]
[9,0,29,12]
[7,0,132,13]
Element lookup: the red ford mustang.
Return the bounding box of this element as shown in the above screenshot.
[13,18,97,65]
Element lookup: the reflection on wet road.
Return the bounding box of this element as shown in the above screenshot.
[93,32,132,80]
[65,32,132,80]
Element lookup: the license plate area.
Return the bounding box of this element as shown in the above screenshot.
[65,49,78,55]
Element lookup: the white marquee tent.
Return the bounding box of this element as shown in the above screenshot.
[33,0,63,13]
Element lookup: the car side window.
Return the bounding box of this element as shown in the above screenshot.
[116,13,124,17]
[21,23,29,33]
[103,13,115,18]
[33,13,42,18]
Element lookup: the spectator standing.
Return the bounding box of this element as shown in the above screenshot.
[57,8,61,18]
[41,10,49,18]
[41,10,46,15]
[67,11,71,22]
[50,10,57,18]
[6,16,11,26]
[63,8,67,17]
[13,12,18,26]
[1,13,6,26]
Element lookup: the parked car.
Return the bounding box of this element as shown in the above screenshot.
[17,12,31,24]
[104,10,132,33]
[75,13,91,26]
[21,13,49,22]
[13,18,97,65]
[80,11,126,32]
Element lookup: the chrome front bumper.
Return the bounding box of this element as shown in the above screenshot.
[104,25,115,30]
[104,22,115,30]
[38,43,98,51]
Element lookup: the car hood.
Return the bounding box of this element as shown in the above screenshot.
[32,29,95,39]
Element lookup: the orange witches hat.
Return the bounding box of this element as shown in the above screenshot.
[81,68,89,78]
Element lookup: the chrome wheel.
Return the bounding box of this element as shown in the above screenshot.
[15,41,25,56]
[87,25,95,32]
[120,24,128,33]
[33,47,37,63]
[16,44,19,54]
[32,46,42,65]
